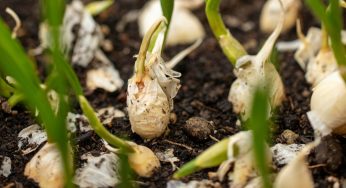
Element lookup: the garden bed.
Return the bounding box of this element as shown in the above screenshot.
[1,0,346,187]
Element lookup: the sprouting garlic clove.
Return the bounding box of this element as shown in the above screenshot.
[260,0,301,34]
[127,75,171,139]
[127,19,181,139]
[273,141,316,188]
[24,143,73,188]
[217,131,272,187]
[305,49,338,86]
[307,71,346,136]
[294,27,322,70]
[139,0,205,46]
[229,6,285,120]
[127,142,160,177]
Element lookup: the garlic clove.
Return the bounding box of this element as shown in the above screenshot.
[273,142,316,188]
[127,75,171,139]
[127,142,160,177]
[305,49,338,86]
[308,71,346,136]
[128,19,181,139]
[139,0,205,46]
[74,152,120,188]
[229,6,285,120]
[294,27,322,70]
[260,0,301,34]
[24,143,72,188]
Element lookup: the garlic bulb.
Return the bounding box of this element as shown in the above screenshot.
[307,71,346,136]
[127,142,161,177]
[25,143,72,188]
[217,131,272,187]
[127,19,181,139]
[229,8,285,120]
[260,0,301,34]
[139,0,205,46]
[305,49,338,86]
[273,141,316,188]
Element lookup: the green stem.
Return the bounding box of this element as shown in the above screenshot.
[7,92,24,107]
[173,160,200,179]
[205,0,247,65]
[0,77,13,98]
[78,95,134,153]
[173,138,229,179]
[135,18,166,83]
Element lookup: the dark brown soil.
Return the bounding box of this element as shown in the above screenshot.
[0,0,345,187]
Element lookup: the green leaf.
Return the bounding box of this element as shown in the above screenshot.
[205,0,247,65]
[247,87,271,188]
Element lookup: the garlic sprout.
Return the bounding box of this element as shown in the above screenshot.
[307,71,346,136]
[229,5,285,120]
[25,143,73,188]
[139,0,205,46]
[127,18,181,139]
[260,0,301,34]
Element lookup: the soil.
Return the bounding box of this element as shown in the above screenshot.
[0,0,345,187]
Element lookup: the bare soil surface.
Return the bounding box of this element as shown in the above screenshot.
[1,0,345,187]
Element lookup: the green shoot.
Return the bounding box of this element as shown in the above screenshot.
[0,18,73,187]
[173,138,229,179]
[246,87,272,188]
[79,96,134,153]
[135,18,167,83]
[86,0,114,16]
[305,0,346,70]
[205,0,247,65]
[160,0,174,46]
[0,77,13,98]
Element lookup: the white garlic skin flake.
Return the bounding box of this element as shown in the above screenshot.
[260,0,301,33]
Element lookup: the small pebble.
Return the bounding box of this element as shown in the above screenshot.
[183,117,214,140]
[281,129,299,144]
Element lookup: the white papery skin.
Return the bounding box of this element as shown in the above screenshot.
[308,71,346,136]
[127,54,181,139]
[305,49,338,86]
[273,142,316,188]
[139,0,205,46]
[260,0,301,33]
[228,9,285,120]
[25,143,72,188]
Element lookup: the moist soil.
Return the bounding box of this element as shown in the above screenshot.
[1,0,346,187]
